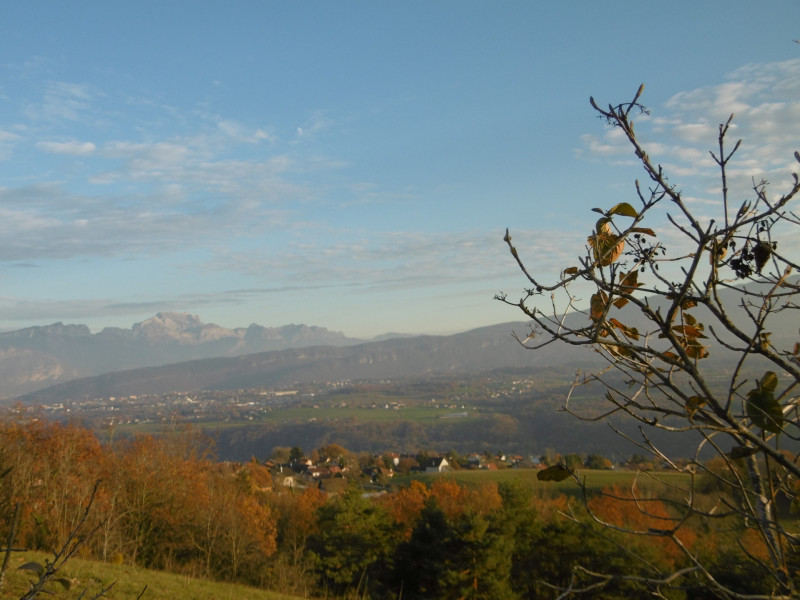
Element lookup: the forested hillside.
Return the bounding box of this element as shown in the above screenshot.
[0,416,783,598]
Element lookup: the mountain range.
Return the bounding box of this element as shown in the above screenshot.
[14,319,603,405]
[7,278,798,404]
[0,312,361,398]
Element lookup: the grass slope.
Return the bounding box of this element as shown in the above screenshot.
[1,552,304,600]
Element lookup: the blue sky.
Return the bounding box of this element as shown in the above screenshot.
[1,2,798,338]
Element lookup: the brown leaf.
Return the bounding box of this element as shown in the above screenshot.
[685,396,706,416]
[630,227,656,237]
[685,344,710,360]
[590,291,608,322]
[590,220,625,266]
[612,297,630,309]
[728,446,759,460]
[618,269,640,293]
[537,464,573,482]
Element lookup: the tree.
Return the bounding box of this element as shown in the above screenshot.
[379,479,430,539]
[270,446,292,463]
[306,481,394,596]
[387,499,451,599]
[267,486,327,596]
[0,418,118,599]
[388,497,515,600]
[7,482,117,600]
[106,430,213,570]
[288,446,305,464]
[584,454,613,470]
[317,443,354,467]
[0,420,104,552]
[498,85,800,598]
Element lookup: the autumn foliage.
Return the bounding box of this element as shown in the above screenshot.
[0,413,783,598]
[0,417,278,586]
[586,485,697,568]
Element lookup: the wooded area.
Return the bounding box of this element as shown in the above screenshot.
[0,417,788,599]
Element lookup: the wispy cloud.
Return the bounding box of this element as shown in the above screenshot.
[0,129,22,160]
[0,226,580,328]
[217,119,275,144]
[36,140,96,155]
[0,178,304,262]
[576,127,630,159]
[5,56,797,334]
[0,281,387,329]
[23,81,95,122]
[0,73,334,263]
[580,58,800,199]
[204,227,586,295]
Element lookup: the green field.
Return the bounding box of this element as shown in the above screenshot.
[0,552,303,600]
[257,404,478,424]
[110,402,482,437]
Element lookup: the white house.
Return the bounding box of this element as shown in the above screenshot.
[424,456,450,473]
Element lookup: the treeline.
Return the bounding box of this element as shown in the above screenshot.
[0,416,783,598]
[211,410,700,464]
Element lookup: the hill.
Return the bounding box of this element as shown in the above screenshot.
[16,277,800,405]
[16,321,601,404]
[12,277,798,405]
[2,551,304,600]
[0,312,362,398]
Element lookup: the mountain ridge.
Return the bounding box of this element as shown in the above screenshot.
[8,279,798,403]
[0,312,363,397]
[15,320,601,405]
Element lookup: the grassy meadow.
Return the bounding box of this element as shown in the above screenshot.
[0,552,303,600]
[111,401,481,437]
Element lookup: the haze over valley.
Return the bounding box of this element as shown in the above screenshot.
[11,279,794,462]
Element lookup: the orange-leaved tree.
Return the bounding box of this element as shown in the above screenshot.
[497,86,800,598]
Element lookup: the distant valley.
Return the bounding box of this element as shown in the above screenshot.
[14,319,602,405]
[7,278,797,404]
[8,281,797,461]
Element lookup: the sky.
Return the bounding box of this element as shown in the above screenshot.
[0,2,798,339]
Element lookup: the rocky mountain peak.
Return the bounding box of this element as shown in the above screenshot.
[131,312,232,343]
[0,313,363,398]
[137,311,203,330]
[1,322,92,340]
